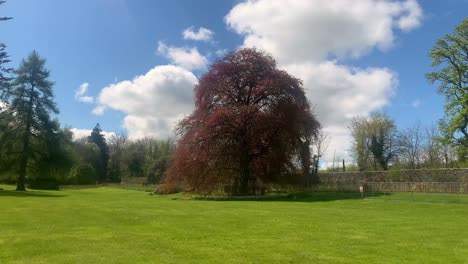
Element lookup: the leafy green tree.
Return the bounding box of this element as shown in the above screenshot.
[3,51,59,191]
[145,139,175,184]
[33,127,76,184]
[350,112,397,171]
[123,139,146,178]
[427,18,468,161]
[68,164,96,185]
[72,139,101,177]
[107,133,127,182]
[350,116,371,171]
[88,123,109,182]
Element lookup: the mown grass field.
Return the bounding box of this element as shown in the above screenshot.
[1,184,467,263]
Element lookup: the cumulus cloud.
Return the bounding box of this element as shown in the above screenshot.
[283,62,397,126]
[225,0,422,164]
[94,65,198,139]
[70,128,116,141]
[226,0,422,64]
[182,26,214,41]
[157,41,208,71]
[92,105,106,115]
[74,82,94,103]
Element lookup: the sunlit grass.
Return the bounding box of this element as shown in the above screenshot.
[1,184,467,263]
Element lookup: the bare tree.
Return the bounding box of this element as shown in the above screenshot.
[310,128,329,183]
[397,122,423,169]
[422,124,442,167]
[440,142,456,168]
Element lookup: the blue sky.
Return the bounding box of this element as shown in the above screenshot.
[1,0,467,162]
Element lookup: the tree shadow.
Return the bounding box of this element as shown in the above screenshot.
[190,191,385,203]
[0,189,66,198]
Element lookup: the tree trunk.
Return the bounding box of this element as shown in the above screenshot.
[16,85,34,191]
[300,138,311,188]
[16,117,31,191]
[238,154,250,195]
[16,150,28,191]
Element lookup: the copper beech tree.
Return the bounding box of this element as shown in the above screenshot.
[164,48,319,195]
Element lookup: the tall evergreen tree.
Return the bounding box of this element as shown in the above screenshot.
[0,1,12,104]
[0,44,12,103]
[88,123,109,182]
[4,51,59,191]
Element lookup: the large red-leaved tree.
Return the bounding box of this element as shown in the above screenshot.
[165,48,319,195]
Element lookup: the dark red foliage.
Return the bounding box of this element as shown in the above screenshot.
[165,48,319,195]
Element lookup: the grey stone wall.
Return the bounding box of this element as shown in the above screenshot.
[313,169,468,193]
[318,168,468,184]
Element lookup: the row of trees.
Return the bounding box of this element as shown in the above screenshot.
[0,116,174,188]
[1,0,466,195]
[0,3,173,189]
[349,18,467,171]
[349,112,462,171]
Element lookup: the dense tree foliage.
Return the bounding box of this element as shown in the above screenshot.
[0,43,11,103]
[119,137,175,184]
[107,133,127,182]
[350,112,397,171]
[165,48,319,195]
[427,18,468,162]
[88,123,109,182]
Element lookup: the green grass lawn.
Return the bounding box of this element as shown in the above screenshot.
[367,191,468,204]
[1,185,467,263]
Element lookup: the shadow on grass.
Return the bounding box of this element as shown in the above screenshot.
[190,191,385,202]
[0,189,66,198]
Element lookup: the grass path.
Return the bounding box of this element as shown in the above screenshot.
[1,185,467,263]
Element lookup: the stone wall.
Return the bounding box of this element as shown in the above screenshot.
[314,169,468,193]
[318,168,468,184]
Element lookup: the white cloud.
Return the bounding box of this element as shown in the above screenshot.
[74,82,94,103]
[283,62,397,127]
[92,105,106,115]
[94,65,198,139]
[411,99,421,108]
[182,26,214,41]
[157,41,208,71]
[226,0,423,64]
[70,128,116,141]
[225,0,421,164]
[397,0,423,31]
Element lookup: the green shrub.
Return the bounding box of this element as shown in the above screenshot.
[68,164,97,185]
[27,178,60,190]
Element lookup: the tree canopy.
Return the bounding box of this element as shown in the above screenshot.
[427,18,468,161]
[350,112,397,171]
[165,48,319,195]
[88,123,109,183]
